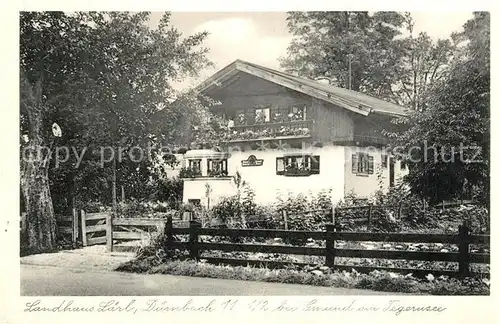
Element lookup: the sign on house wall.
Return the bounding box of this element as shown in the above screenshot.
[241,155,263,167]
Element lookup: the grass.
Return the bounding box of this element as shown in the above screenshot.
[115,257,490,295]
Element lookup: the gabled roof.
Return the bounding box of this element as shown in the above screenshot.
[197,59,409,117]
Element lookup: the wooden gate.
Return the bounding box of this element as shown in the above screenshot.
[80,211,112,250]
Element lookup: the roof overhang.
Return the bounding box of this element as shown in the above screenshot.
[197,60,372,116]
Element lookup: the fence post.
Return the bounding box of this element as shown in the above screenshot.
[80,210,87,246]
[367,204,373,230]
[165,215,173,250]
[397,203,403,219]
[189,220,202,260]
[325,224,336,268]
[282,210,288,230]
[106,212,113,252]
[72,208,78,244]
[332,206,336,226]
[458,221,471,278]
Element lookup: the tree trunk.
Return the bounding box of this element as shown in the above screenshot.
[20,74,57,253]
[20,137,57,253]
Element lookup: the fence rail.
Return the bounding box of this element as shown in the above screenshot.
[21,210,79,244]
[20,209,490,278]
[164,217,489,279]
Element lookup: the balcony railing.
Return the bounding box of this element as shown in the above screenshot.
[222,120,314,143]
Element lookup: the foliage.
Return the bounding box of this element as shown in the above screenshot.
[116,258,489,295]
[274,190,333,232]
[280,12,455,108]
[155,177,184,208]
[211,195,242,224]
[20,12,212,251]
[280,12,406,98]
[389,12,490,205]
[336,187,489,234]
[179,167,202,178]
[222,126,311,141]
[393,13,456,110]
[207,169,228,177]
[116,199,173,218]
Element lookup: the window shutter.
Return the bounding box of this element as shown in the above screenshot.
[310,155,320,174]
[276,157,285,175]
[368,155,374,174]
[381,154,388,168]
[352,154,358,173]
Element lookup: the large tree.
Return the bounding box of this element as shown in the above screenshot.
[280,11,455,107]
[20,12,211,252]
[393,13,456,110]
[280,11,406,98]
[390,12,490,204]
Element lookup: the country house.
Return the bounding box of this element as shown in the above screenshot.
[177,60,409,207]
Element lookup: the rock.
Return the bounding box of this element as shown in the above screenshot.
[395,245,404,249]
[420,245,429,250]
[435,243,444,248]
[307,238,314,242]
[382,244,391,248]
[306,242,318,247]
[408,246,418,251]
[426,273,435,282]
[273,237,283,242]
[311,270,323,276]
[337,242,346,246]
[319,266,330,272]
[471,249,479,253]
[440,249,449,253]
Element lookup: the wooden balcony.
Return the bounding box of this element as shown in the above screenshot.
[223,120,314,143]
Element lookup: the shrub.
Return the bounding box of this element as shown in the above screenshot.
[115,258,489,295]
[115,199,173,218]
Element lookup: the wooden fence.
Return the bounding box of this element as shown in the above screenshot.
[80,211,179,252]
[164,217,490,279]
[21,210,79,244]
[80,211,111,249]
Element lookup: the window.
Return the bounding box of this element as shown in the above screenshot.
[289,106,306,121]
[207,159,228,177]
[400,160,408,170]
[276,155,320,176]
[255,107,270,124]
[188,199,201,206]
[188,159,201,171]
[236,109,247,125]
[352,153,374,175]
[381,154,388,168]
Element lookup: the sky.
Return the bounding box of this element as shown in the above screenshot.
[148,12,474,90]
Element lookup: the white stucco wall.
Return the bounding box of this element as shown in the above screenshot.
[183,178,237,207]
[182,145,346,207]
[181,145,409,208]
[228,145,345,205]
[343,146,410,198]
